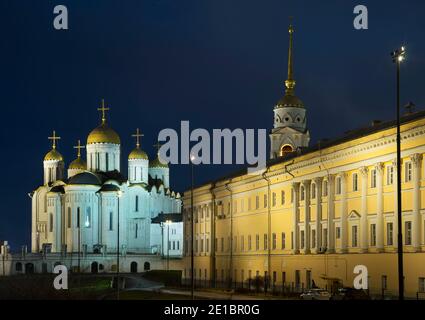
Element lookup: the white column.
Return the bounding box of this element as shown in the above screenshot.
[360,166,369,252]
[314,177,323,254]
[292,182,300,254]
[411,153,422,252]
[376,163,384,252]
[340,172,348,253]
[303,180,311,254]
[327,175,335,253]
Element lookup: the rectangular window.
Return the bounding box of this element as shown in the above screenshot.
[387,222,394,246]
[311,184,316,199]
[240,236,244,252]
[352,225,358,247]
[370,224,376,246]
[336,227,341,239]
[264,194,268,208]
[77,207,80,228]
[201,239,204,252]
[248,235,252,251]
[281,232,286,249]
[405,221,412,245]
[300,231,305,249]
[264,234,268,250]
[241,199,244,212]
[419,278,425,293]
[67,208,71,228]
[85,208,91,228]
[255,196,259,209]
[248,198,252,211]
[353,173,358,191]
[405,162,412,182]
[311,230,316,248]
[49,213,53,232]
[336,177,341,194]
[323,181,328,197]
[272,233,277,250]
[387,166,394,185]
[382,275,388,291]
[281,190,285,205]
[256,234,260,250]
[272,192,276,207]
[371,169,377,188]
[323,228,328,248]
[291,232,294,249]
[234,236,237,252]
[109,211,113,231]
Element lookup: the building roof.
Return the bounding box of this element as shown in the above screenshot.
[151,213,182,224]
[188,109,425,191]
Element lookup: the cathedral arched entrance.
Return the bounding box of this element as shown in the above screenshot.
[130,261,138,273]
[144,262,150,271]
[91,262,98,274]
[25,263,34,274]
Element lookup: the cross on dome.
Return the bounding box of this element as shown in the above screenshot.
[48,130,61,149]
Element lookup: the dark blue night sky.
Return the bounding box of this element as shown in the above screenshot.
[1,0,424,250]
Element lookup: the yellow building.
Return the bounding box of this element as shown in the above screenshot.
[182,25,425,298]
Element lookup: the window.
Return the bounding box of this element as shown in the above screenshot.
[264,194,267,208]
[352,226,358,247]
[135,223,138,238]
[255,234,260,250]
[311,183,316,199]
[255,196,259,209]
[109,212,113,231]
[323,180,328,197]
[67,207,71,228]
[106,153,109,171]
[240,236,244,252]
[77,207,80,228]
[201,239,204,252]
[353,173,358,191]
[419,278,425,293]
[248,235,252,251]
[300,186,305,201]
[291,189,294,203]
[85,207,91,228]
[233,236,237,252]
[240,200,244,212]
[221,238,224,252]
[291,232,294,249]
[206,239,209,252]
[387,223,394,245]
[382,275,388,291]
[281,190,285,205]
[405,162,412,182]
[248,198,252,211]
[264,234,268,250]
[371,169,377,188]
[370,224,376,246]
[387,166,394,185]
[272,192,276,207]
[336,177,341,194]
[272,233,277,250]
[49,213,53,232]
[281,232,286,249]
[323,228,328,248]
[311,230,316,248]
[405,221,412,245]
[135,196,139,212]
[336,227,341,239]
[300,231,305,249]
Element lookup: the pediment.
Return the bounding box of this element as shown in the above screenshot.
[348,210,361,220]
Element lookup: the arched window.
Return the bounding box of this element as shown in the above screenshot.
[85,207,91,228]
[280,144,294,157]
[144,261,150,271]
[15,262,22,272]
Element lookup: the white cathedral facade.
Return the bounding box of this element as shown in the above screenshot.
[30,102,182,257]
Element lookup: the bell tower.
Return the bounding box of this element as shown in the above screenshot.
[269,22,310,159]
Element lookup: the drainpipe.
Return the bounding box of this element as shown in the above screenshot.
[224,182,233,290]
[262,167,272,291]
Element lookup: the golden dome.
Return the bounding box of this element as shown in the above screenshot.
[149,156,168,168]
[129,147,149,160]
[87,123,120,145]
[69,157,87,170]
[44,149,64,161]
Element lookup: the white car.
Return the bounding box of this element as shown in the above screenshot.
[300,289,332,300]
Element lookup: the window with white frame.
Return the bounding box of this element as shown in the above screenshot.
[405,161,412,182]
[387,222,394,246]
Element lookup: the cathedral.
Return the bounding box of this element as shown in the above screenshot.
[30,102,182,256]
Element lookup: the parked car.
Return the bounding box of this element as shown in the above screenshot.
[300,289,332,300]
[331,287,371,300]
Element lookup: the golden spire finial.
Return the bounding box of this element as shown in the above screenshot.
[97,99,110,124]
[73,140,85,158]
[285,18,296,95]
[48,130,61,149]
[132,128,144,149]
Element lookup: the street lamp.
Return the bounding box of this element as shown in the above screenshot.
[116,190,123,300]
[165,220,172,271]
[190,154,195,300]
[391,45,406,301]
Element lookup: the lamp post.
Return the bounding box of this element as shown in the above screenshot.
[116,190,122,300]
[165,220,172,271]
[391,46,406,300]
[190,154,195,300]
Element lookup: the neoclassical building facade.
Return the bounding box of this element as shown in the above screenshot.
[182,25,425,297]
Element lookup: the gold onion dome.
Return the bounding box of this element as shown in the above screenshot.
[149,156,168,168]
[69,157,87,170]
[44,149,63,161]
[129,147,149,160]
[276,23,304,109]
[87,123,121,145]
